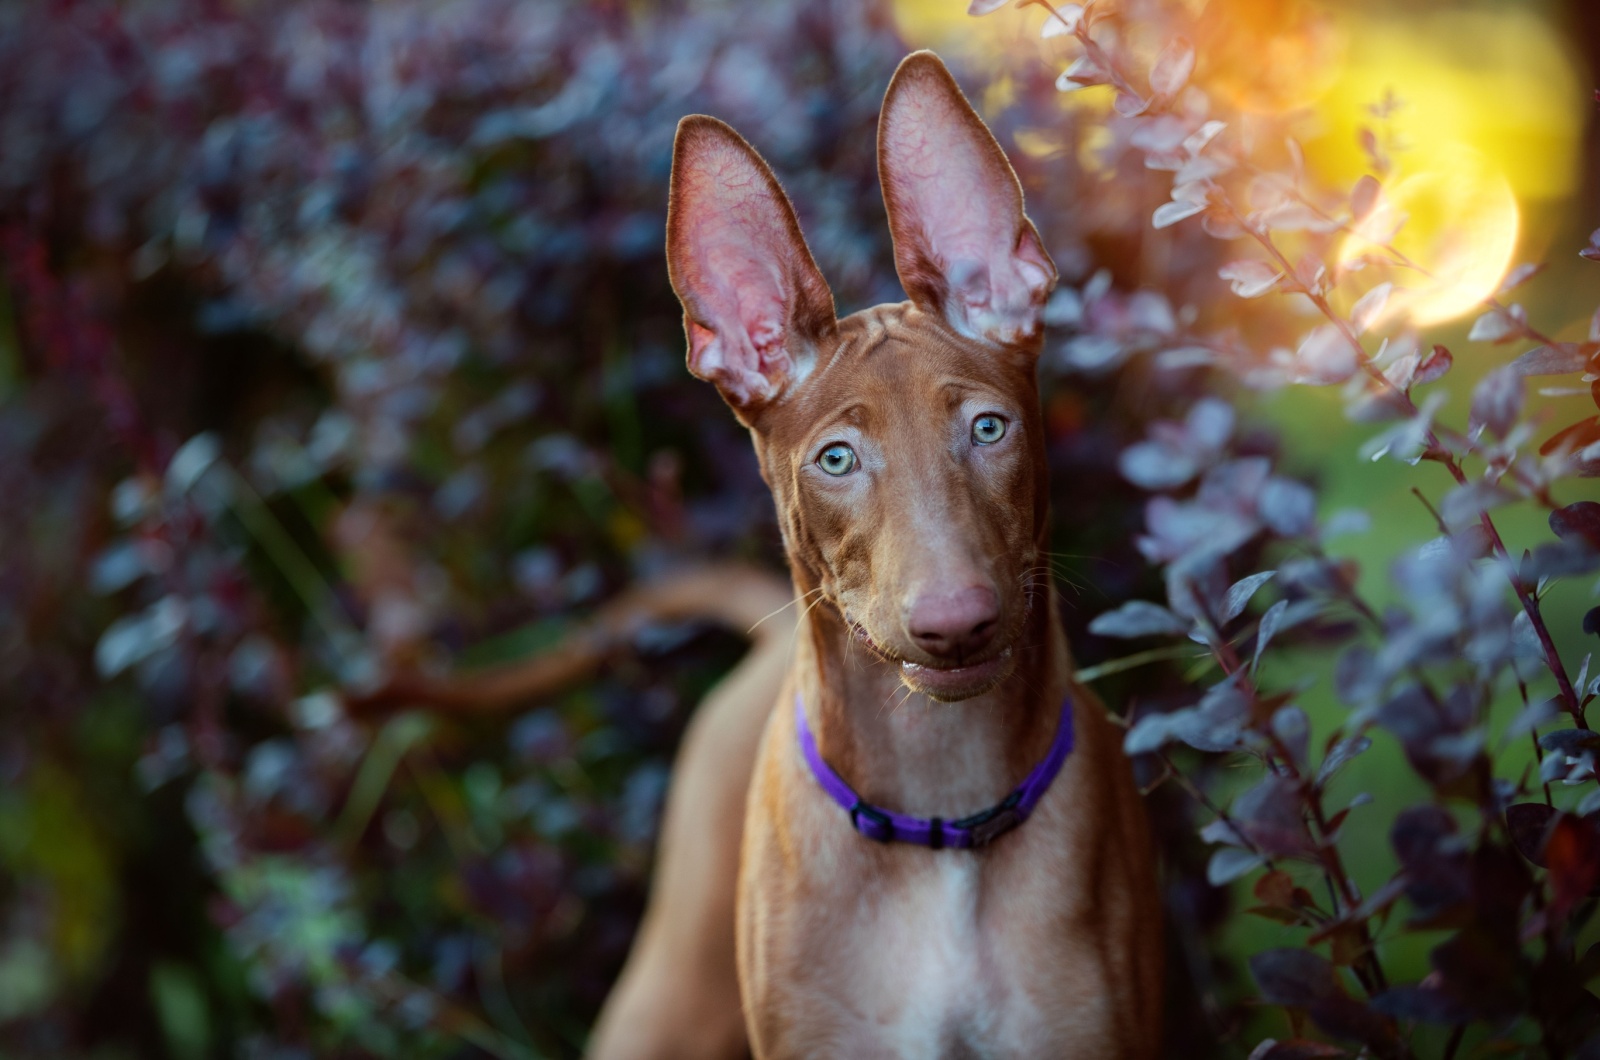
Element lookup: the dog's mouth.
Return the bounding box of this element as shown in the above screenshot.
[899,647,1016,702]
[848,622,1018,703]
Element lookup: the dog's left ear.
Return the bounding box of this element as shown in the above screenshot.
[879,51,1057,347]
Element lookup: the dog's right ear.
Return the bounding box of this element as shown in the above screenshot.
[667,116,836,421]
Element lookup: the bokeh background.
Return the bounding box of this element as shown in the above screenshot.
[1,0,1595,1056]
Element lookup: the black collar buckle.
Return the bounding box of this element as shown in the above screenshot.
[952,791,1025,847]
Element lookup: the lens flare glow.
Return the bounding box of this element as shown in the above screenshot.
[1307,10,1585,205]
[1195,0,1345,115]
[1337,146,1520,328]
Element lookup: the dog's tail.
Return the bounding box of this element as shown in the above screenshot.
[342,561,796,717]
[343,561,793,1060]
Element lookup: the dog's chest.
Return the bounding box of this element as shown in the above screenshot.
[790,856,1062,1058]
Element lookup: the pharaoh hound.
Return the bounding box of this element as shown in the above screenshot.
[584,50,1163,1058]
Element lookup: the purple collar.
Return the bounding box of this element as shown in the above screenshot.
[794,692,1075,849]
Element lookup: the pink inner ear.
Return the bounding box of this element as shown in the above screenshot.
[667,121,833,410]
[880,55,1056,345]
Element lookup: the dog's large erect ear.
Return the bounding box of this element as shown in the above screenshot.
[879,51,1057,346]
[666,116,835,416]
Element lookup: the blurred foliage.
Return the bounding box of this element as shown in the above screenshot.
[0,0,1201,1055]
[5,0,1595,1054]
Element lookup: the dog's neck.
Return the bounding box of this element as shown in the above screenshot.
[790,573,1069,817]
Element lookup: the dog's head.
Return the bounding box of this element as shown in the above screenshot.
[666,51,1058,702]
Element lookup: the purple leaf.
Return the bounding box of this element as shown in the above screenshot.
[1059,334,1128,372]
[1439,480,1515,531]
[1149,37,1195,97]
[1207,847,1264,886]
[1183,120,1228,155]
[1469,366,1522,440]
[95,596,187,678]
[1498,262,1545,294]
[1198,456,1272,508]
[1203,212,1245,239]
[1349,282,1392,335]
[1505,696,1560,741]
[1039,4,1083,37]
[1123,705,1244,755]
[1412,344,1453,387]
[1537,729,1600,756]
[1088,600,1191,639]
[1272,706,1310,767]
[1507,802,1558,866]
[1509,342,1592,376]
[1582,239,1600,263]
[1232,774,1315,856]
[1219,259,1282,298]
[1351,174,1380,220]
[1316,735,1371,787]
[1467,305,1525,344]
[1550,501,1600,551]
[1152,199,1206,229]
[1137,126,1189,158]
[1392,805,1459,869]
[1260,477,1317,537]
[1200,816,1244,847]
[1118,440,1201,490]
[1253,599,1289,673]
[1156,346,1216,369]
[1138,498,1257,565]
[966,0,1012,14]
[1166,555,1229,624]
[1540,417,1600,462]
[1371,986,1472,1026]
[1187,398,1236,448]
[1291,253,1326,292]
[1112,91,1149,117]
[1056,55,1109,91]
[167,432,221,495]
[1286,144,1307,185]
[1250,948,1341,1006]
[1321,509,1370,539]
[1221,570,1276,625]
[1520,541,1600,579]
[1293,325,1358,385]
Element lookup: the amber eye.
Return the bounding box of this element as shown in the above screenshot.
[818,443,857,476]
[972,414,1007,445]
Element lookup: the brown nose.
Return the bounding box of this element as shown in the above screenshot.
[906,585,1000,659]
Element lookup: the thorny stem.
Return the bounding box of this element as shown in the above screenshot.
[1290,741,1392,994]
[1442,1024,1465,1060]
[1410,486,1449,536]
[1186,579,1393,995]
[1076,643,1209,685]
[1031,0,1150,104]
[1515,671,1556,806]
[1157,749,1278,870]
[1237,214,1585,727]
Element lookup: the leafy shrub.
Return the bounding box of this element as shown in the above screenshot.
[6,0,1594,1054]
[971,0,1600,1055]
[0,0,1183,1054]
